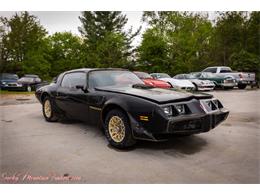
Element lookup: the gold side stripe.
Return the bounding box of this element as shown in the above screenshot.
[89,106,102,111]
[140,116,149,121]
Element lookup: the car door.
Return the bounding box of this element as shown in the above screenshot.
[56,72,89,121]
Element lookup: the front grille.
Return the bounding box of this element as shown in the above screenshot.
[169,119,202,132]
[8,83,17,87]
[200,99,223,112]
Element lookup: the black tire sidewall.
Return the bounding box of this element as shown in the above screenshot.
[104,109,136,148]
[238,84,247,89]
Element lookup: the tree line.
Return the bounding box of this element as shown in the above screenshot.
[0,11,259,80]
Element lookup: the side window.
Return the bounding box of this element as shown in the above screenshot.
[61,72,86,88]
[150,74,157,79]
[220,68,232,73]
[204,68,217,73]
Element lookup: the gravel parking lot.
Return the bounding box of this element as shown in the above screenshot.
[0,89,259,183]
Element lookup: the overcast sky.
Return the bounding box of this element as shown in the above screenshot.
[0,11,216,46]
[0,11,147,46]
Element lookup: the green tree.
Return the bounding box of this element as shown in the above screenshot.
[0,24,6,69]
[137,28,168,72]
[211,12,247,66]
[79,11,140,68]
[246,12,260,55]
[0,12,50,78]
[47,32,84,77]
[211,12,260,80]
[139,11,213,75]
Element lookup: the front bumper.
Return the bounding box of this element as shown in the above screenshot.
[237,80,256,85]
[131,98,229,141]
[197,85,215,91]
[166,109,229,134]
[220,82,236,88]
[0,84,24,91]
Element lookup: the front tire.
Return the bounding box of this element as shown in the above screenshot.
[104,109,136,149]
[27,85,32,92]
[42,96,58,122]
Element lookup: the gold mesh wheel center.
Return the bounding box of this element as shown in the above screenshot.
[44,100,51,118]
[108,116,126,143]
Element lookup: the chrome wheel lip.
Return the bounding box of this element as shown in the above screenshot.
[44,100,51,118]
[108,116,125,143]
[27,86,32,92]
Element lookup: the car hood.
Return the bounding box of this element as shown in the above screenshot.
[143,78,169,85]
[159,78,194,87]
[95,85,212,104]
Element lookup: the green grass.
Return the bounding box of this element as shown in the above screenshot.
[0,90,35,95]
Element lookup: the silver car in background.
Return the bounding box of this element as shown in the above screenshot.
[173,74,215,91]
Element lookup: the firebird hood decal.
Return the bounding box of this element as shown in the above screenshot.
[95,86,212,104]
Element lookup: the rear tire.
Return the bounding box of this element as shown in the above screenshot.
[238,84,247,89]
[42,96,58,122]
[104,109,136,149]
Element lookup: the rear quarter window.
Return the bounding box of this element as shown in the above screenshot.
[203,68,217,73]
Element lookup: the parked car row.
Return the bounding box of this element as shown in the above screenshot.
[1,65,257,92]
[134,65,257,91]
[0,73,43,91]
[134,71,235,91]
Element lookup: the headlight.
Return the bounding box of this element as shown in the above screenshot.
[174,104,186,114]
[2,81,6,85]
[162,106,173,116]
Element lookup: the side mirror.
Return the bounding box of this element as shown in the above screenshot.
[75,85,88,93]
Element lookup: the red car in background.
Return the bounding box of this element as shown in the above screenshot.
[134,71,171,89]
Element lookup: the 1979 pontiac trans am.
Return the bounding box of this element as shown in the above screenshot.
[35,68,229,148]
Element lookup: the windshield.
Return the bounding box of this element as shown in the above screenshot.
[0,73,18,80]
[156,73,171,78]
[88,70,144,88]
[18,77,35,82]
[184,74,196,79]
[24,74,38,78]
[134,72,152,79]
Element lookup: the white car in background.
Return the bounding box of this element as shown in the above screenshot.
[150,73,195,90]
[173,73,215,91]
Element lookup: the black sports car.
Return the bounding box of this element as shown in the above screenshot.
[35,68,229,148]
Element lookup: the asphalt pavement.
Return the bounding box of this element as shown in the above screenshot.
[0,89,259,183]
